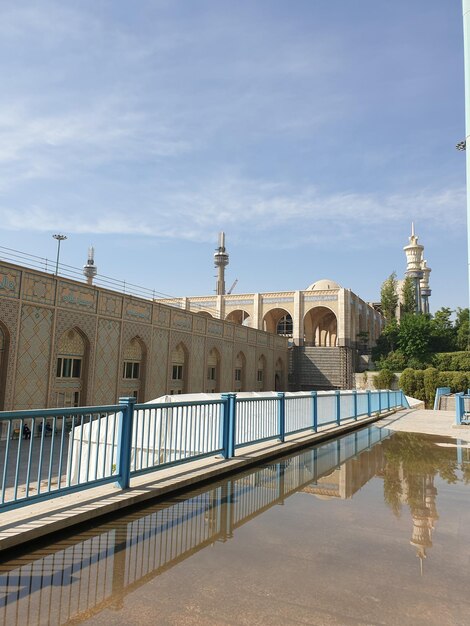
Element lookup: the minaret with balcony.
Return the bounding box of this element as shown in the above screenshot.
[403,223,424,313]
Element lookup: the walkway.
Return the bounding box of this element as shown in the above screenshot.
[2,406,468,553]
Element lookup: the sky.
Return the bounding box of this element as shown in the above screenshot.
[0,0,467,312]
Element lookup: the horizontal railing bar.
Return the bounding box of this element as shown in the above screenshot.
[0,405,122,419]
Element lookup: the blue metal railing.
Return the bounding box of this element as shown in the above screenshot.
[455,392,470,425]
[0,389,408,512]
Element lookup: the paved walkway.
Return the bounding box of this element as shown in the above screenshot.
[2,406,469,553]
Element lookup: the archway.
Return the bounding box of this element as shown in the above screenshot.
[121,337,146,401]
[206,347,221,393]
[234,351,246,392]
[170,342,189,395]
[303,307,338,347]
[263,308,293,337]
[257,354,267,391]
[54,327,89,406]
[226,309,251,326]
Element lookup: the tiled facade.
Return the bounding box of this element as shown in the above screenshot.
[0,261,288,411]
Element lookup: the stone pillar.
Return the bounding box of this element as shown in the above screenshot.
[293,291,303,346]
[253,293,262,330]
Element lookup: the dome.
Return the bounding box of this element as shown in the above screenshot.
[305,278,341,291]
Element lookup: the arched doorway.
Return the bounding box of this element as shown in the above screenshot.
[257,354,267,392]
[304,307,338,347]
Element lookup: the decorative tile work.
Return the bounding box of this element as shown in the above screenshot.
[171,312,192,331]
[93,319,121,405]
[0,265,21,299]
[52,310,97,406]
[193,315,206,334]
[124,297,152,322]
[223,324,234,339]
[153,305,170,327]
[148,327,169,399]
[58,282,97,313]
[190,335,205,391]
[234,326,248,342]
[14,306,53,409]
[0,298,20,409]
[98,292,123,318]
[22,272,56,305]
[207,321,223,337]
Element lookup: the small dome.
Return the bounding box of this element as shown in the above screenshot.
[305,279,341,291]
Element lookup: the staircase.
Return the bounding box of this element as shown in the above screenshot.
[437,395,455,411]
[289,346,355,391]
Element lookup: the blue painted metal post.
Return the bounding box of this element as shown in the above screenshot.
[335,390,341,425]
[367,390,372,417]
[277,392,285,443]
[387,390,391,411]
[456,392,464,426]
[116,397,136,489]
[352,390,358,421]
[378,391,382,414]
[221,393,236,458]
[311,391,318,432]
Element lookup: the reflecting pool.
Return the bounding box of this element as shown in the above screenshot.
[1,425,470,625]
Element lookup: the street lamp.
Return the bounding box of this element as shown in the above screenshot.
[52,234,67,275]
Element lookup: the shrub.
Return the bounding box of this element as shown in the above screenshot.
[378,350,407,372]
[373,368,396,390]
[451,372,469,393]
[433,352,470,372]
[423,367,440,408]
[399,368,417,397]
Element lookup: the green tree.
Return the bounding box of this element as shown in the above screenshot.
[397,313,431,364]
[455,308,470,350]
[401,276,416,315]
[380,272,399,323]
[430,307,456,353]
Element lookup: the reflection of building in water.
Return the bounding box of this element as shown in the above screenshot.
[0,428,391,625]
[408,475,439,572]
[301,437,386,499]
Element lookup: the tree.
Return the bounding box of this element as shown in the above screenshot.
[380,272,399,323]
[401,276,416,315]
[397,313,432,364]
[430,307,456,353]
[455,307,470,350]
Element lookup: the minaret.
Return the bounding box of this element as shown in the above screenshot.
[83,246,97,285]
[214,232,229,295]
[403,223,424,313]
[420,260,432,315]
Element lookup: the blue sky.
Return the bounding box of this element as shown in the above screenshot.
[0,1,467,312]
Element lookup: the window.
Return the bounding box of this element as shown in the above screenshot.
[56,357,82,378]
[208,367,216,380]
[235,368,241,382]
[123,361,140,379]
[172,364,183,380]
[257,369,263,382]
[276,314,293,336]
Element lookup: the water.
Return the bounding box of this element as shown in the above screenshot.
[1,425,469,625]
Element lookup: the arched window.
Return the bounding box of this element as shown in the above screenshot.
[55,328,88,407]
[170,343,188,395]
[206,348,220,393]
[234,351,246,392]
[257,355,267,392]
[121,337,145,401]
[276,314,293,337]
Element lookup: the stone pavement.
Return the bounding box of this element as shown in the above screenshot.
[377,408,470,443]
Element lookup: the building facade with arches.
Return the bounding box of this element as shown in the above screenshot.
[159,278,384,351]
[0,260,287,411]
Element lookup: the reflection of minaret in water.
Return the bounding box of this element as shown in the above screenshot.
[409,474,439,575]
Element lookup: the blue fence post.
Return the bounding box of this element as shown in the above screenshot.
[116,396,136,489]
[456,392,464,426]
[311,391,318,432]
[352,390,358,421]
[277,392,285,443]
[221,393,236,458]
[387,390,391,411]
[335,390,341,425]
[367,390,372,417]
[378,391,382,414]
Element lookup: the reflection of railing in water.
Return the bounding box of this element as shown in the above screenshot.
[0,426,391,626]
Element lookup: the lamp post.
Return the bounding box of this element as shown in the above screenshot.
[52,234,67,275]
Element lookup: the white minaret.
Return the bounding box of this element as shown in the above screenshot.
[83,246,97,285]
[403,223,424,313]
[420,260,432,315]
[213,232,229,295]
